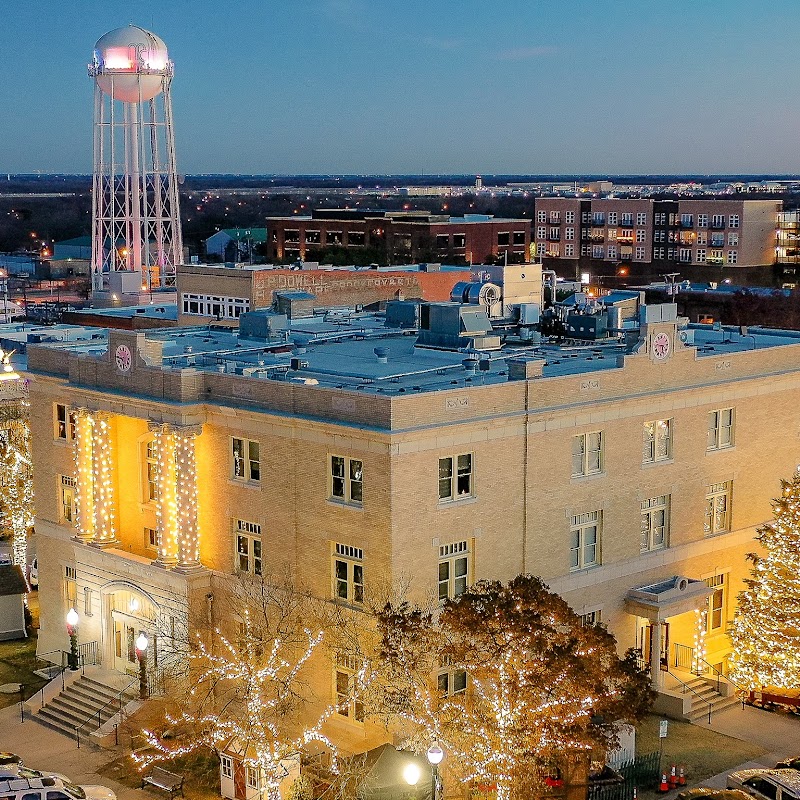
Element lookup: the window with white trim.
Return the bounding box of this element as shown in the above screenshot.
[572,432,603,477]
[246,766,259,790]
[712,214,725,228]
[64,565,77,612]
[330,456,362,505]
[438,541,469,600]
[335,652,364,722]
[438,664,467,696]
[144,527,158,551]
[232,437,260,482]
[537,226,547,239]
[438,454,472,501]
[697,214,708,228]
[59,475,76,524]
[727,250,738,264]
[655,212,666,225]
[643,419,672,463]
[636,228,646,243]
[608,212,618,226]
[637,212,648,225]
[333,543,364,604]
[706,574,727,631]
[729,214,740,228]
[84,587,93,616]
[579,609,602,626]
[635,246,645,260]
[144,439,158,502]
[220,756,233,780]
[236,519,263,575]
[728,232,739,246]
[55,404,76,441]
[564,244,574,257]
[565,227,574,240]
[537,210,547,223]
[641,495,669,552]
[565,210,575,224]
[607,245,617,260]
[570,511,601,570]
[704,481,732,536]
[696,248,706,263]
[181,293,250,319]
[707,408,734,450]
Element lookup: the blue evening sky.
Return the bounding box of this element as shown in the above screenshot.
[2,0,799,175]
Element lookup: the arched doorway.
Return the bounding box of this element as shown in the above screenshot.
[102,583,158,675]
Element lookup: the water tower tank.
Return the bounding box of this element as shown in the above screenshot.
[92,25,170,103]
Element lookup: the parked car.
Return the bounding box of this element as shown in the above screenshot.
[776,758,800,771]
[0,754,23,767]
[678,789,752,800]
[0,775,116,800]
[727,768,800,800]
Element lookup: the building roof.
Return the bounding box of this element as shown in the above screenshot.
[0,565,28,596]
[211,228,268,243]
[54,236,92,248]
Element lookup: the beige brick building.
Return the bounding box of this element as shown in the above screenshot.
[26,285,800,742]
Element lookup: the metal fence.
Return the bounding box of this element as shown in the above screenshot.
[588,753,661,800]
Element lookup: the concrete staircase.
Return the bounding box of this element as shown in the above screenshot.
[682,675,742,722]
[33,674,137,741]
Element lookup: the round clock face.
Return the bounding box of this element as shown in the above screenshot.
[115,344,132,372]
[652,332,671,360]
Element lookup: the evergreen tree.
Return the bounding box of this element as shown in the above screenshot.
[730,470,800,689]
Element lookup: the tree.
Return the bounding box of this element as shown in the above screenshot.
[134,575,357,800]
[730,470,800,690]
[372,575,653,800]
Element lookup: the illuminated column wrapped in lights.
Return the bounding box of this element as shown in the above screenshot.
[73,409,96,543]
[90,411,118,544]
[692,608,708,675]
[151,423,178,567]
[174,426,201,571]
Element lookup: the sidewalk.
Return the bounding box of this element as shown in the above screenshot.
[693,703,800,788]
[0,705,142,800]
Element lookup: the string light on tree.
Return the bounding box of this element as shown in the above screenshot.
[692,609,707,675]
[73,409,96,543]
[730,468,800,690]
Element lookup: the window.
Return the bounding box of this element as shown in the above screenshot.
[565,210,575,224]
[547,243,560,257]
[326,230,343,245]
[335,653,364,721]
[333,543,364,604]
[236,520,263,575]
[59,475,76,524]
[620,213,633,227]
[180,293,250,319]
[680,213,693,227]
[220,756,233,780]
[144,527,158,551]
[347,231,365,245]
[592,245,604,259]
[697,231,707,245]
[637,212,648,225]
[707,408,734,450]
[607,246,617,260]
[653,230,665,243]
[608,228,617,241]
[84,587,93,616]
[548,228,560,241]
[564,244,574,257]
[643,419,671,463]
[246,766,259,790]
[727,250,738,264]
[436,234,449,249]
[570,511,600,570]
[512,231,525,245]
[579,609,602,626]
[232,437,260,482]
[539,243,549,256]
[635,229,646,243]
[438,454,472,501]
[711,214,725,229]
[728,232,739,246]
[549,211,560,223]
[537,226,547,239]
[697,214,708,228]
[452,234,466,248]
[704,481,732,535]
[438,666,467,696]
[729,214,740,228]
[655,212,666,226]
[144,440,158,502]
[696,248,706,263]
[438,541,469,600]
[304,230,321,245]
[635,246,646,260]
[565,227,574,240]
[55,404,76,441]
[572,432,603,477]
[497,232,510,246]
[653,247,665,260]
[581,244,591,257]
[537,210,547,223]
[679,248,692,263]
[64,565,77,612]
[608,212,618,226]
[330,456,363,505]
[641,495,669,552]
[706,574,726,631]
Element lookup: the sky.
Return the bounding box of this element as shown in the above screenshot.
[2,0,800,175]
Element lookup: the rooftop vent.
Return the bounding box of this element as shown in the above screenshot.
[374,346,389,364]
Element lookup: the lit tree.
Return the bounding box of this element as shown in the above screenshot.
[730,469,800,690]
[134,576,356,800]
[372,575,653,800]
[0,353,34,568]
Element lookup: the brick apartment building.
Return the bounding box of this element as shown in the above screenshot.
[266,209,530,265]
[534,198,780,280]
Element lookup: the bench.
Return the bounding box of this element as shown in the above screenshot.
[142,767,185,797]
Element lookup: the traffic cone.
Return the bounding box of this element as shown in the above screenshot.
[658,773,670,793]
[633,788,638,800]
[678,767,686,787]
[669,765,677,788]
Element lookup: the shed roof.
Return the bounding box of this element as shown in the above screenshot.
[0,565,28,596]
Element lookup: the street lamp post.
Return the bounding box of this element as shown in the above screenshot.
[135,632,149,700]
[426,744,444,800]
[66,608,79,670]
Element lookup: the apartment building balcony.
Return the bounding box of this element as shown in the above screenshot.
[548,218,562,226]
[588,233,605,243]
[620,219,634,228]
[709,236,725,247]
[590,216,606,226]
[617,234,634,244]
[706,256,725,265]
[679,233,697,245]
[548,234,561,242]
[710,221,726,230]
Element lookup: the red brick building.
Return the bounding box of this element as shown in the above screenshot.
[266,210,530,265]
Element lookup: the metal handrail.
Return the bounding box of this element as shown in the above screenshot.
[695,655,747,706]
[75,676,138,749]
[667,669,713,724]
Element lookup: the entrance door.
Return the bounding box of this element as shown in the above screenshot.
[233,761,247,800]
[114,618,138,674]
[638,621,670,671]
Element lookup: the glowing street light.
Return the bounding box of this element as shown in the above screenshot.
[403,762,421,787]
[66,608,79,670]
[135,632,149,699]
[426,744,444,800]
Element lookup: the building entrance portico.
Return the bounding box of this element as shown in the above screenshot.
[103,584,157,675]
[625,576,714,691]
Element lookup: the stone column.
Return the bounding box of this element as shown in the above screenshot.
[650,620,663,691]
[90,411,118,546]
[72,408,96,544]
[151,423,178,567]
[174,426,202,572]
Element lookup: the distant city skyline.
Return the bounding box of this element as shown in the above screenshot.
[2,0,799,175]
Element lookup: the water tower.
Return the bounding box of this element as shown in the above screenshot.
[88,25,183,293]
